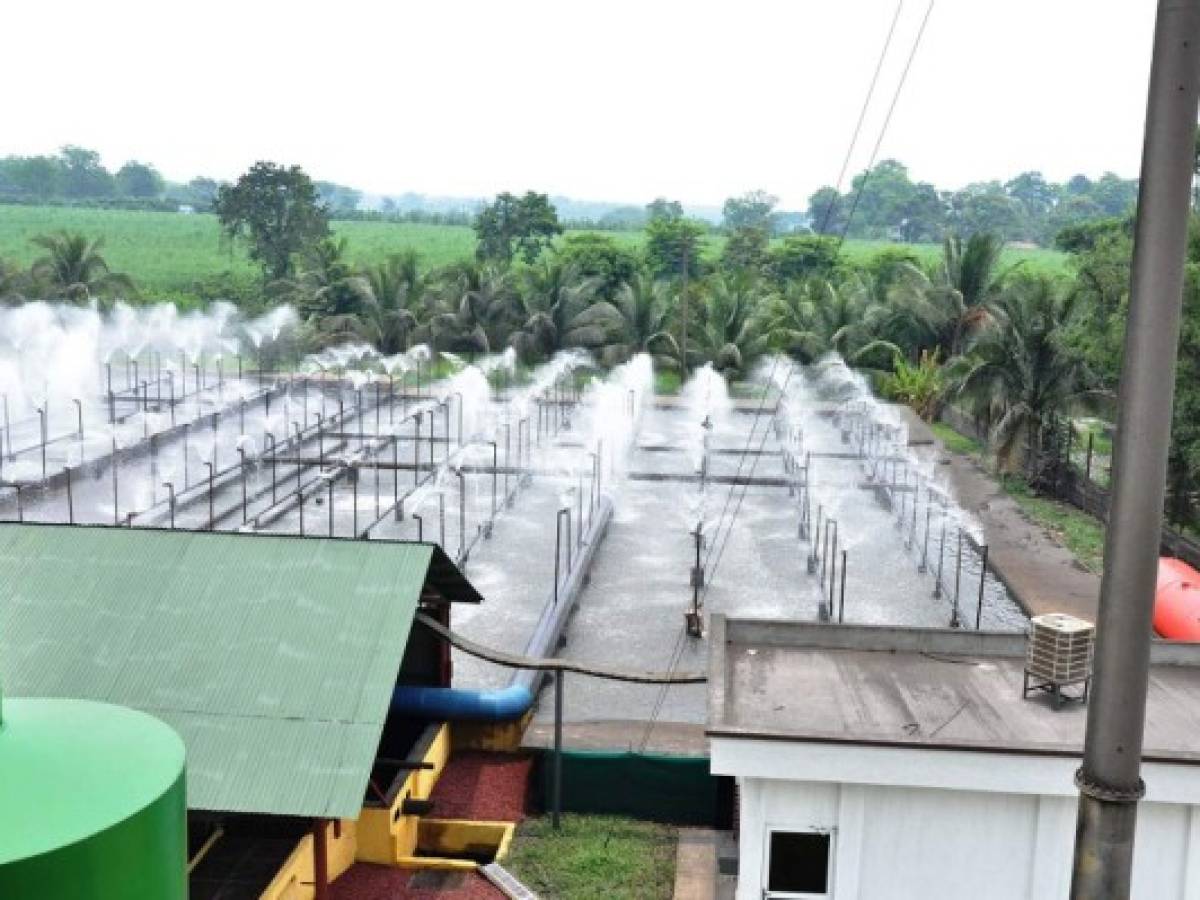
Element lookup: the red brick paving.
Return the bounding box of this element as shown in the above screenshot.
[427,751,534,821]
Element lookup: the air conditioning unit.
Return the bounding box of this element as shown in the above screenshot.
[1023,613,1095,708]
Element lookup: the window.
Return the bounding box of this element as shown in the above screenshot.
[766,830,832,898]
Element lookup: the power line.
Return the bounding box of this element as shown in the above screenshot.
[835,0,936,251]
[817,1,906,236]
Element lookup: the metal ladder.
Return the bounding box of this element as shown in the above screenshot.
[480,862,540,900]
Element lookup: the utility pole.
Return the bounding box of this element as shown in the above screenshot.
[1070,2,1200,896]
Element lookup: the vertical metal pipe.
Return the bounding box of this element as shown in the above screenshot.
[165,482,175,529]
[1073,3,1200,894]
[552,668,564,830]
[112,438,120,525]
[204,462,214,531]
[66,466,74,523]
[975,545,990,630]
[951,530,963,628]
[838,550,848,623]
[238,448,248,524]
[328,479,335,537]
[934,513,946,598]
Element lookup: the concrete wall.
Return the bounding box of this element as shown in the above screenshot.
[737,777,1200,899]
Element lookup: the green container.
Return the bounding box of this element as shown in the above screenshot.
[0,697,187,899]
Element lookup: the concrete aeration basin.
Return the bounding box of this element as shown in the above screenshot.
[0,305,1027,740]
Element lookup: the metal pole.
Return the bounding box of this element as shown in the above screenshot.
[204,462,214,531]
[838,550,847,623]
[553,667,564,830]
[1072,3,1200,894]
[951,529,962,628]
[975,544,990,630]
[66,466,74,523]
[164,482,175,529]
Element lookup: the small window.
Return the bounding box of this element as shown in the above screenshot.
[767,830,832,898]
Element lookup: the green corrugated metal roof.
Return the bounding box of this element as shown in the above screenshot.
[0,524,470,819]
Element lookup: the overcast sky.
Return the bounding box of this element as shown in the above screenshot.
[1,1,1158,209]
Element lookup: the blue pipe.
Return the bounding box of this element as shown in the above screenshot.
[391,684,533,721]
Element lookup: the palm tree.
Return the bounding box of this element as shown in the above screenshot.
[316,252,426,353]
[29,231,135,304]
[766,277,887,364]
[421,261,517,355]
[951,275,1096,469]
[581,271,680,367]
[887,232,1009,357]
[509,258,602,361]
[689,272,770,378]
[270,237,371,321]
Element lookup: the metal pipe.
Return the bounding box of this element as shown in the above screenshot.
[204,462,214,530]
[328,479,335,537]
[975,544,990,630]
[1072,3,1200,893]
[951,529,962,628]
[65,466,74,523]
[112,438,120,525]
[838,550,847,623]
[164,482,175,529]
[238,448,248,524]
[934,513,946,599]
[266,432,277,505]
[553,668,564,830]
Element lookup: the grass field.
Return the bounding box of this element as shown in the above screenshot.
[0,203,1069,302]
[505,814,677,900]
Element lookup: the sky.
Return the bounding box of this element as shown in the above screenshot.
[0,1,1158,210]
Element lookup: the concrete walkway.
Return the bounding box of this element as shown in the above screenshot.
[943,446,1101,623]
[673,830,719,900]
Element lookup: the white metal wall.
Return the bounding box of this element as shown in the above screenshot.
[736,777,1200,900]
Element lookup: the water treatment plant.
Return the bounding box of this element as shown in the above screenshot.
[4,295,1200,899]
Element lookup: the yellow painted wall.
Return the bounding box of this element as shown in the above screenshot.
[259,819,357,900]
[355,723,452,865]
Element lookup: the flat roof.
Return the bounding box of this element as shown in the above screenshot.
[708,616,1200,763]
[0,524,480,819]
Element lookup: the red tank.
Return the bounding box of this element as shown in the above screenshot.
[1154,557,1200,640]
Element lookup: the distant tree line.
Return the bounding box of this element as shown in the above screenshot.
[807,160,1139,245]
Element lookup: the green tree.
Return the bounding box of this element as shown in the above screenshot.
[953,275,1094,469]
[888,232,1009,357]
[474,191,561,264]
[115,161,164,198]
[214,162,331,280]
[58,146,115,198]
[556,233,639,301]
[582,271,680,366]
[765,277,884,363]
[0,155,62,199]
[806,186,844,235]
[720,226,770,273]
[317,252,425,354]
[269,237,369,320]
[29,231,135,304]
[690,272,769,376]
[424,262,517,354]
[644,216,706,279]
[767,235,840,284]
[722,190,778,232]
[646,198,683,222]
[509,259,600,360]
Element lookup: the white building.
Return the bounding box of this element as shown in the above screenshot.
[708,616,1200,900]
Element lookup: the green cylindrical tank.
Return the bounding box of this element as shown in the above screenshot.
[0,696,187,899]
